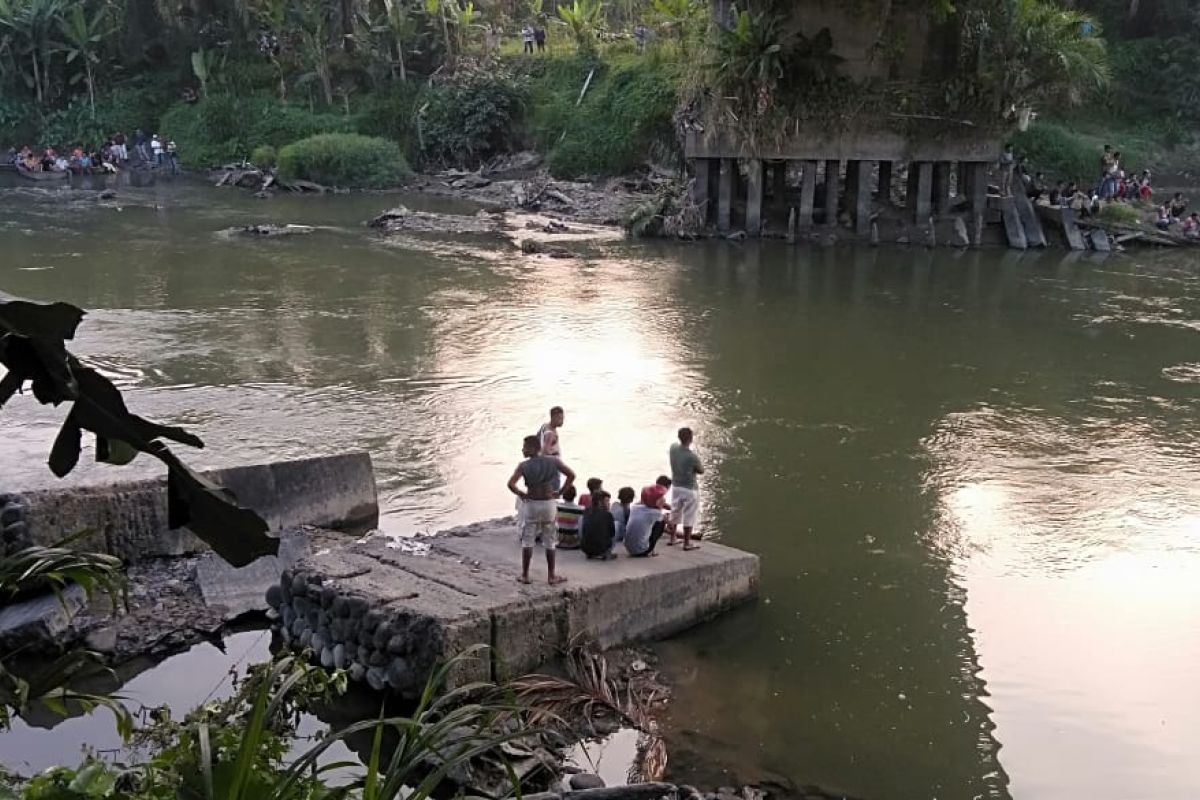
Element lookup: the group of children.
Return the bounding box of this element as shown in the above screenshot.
[553,475,684,560]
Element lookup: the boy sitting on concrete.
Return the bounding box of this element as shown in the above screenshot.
[555,485,585,549]
[581,491,618,560]
[579,477,603,509]
[612,486,635,542]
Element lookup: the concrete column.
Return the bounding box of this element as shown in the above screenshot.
[965,161,988,246]
[852,159,872,235]
[691,159,711,224]
[878,160,893,203]
[824,159,840,227]
[717,158,734,232]
[933,161,953,216]
[907,161,933,223]
[846,160,861,208]
[745,158,764,236]
[798,160,817,227]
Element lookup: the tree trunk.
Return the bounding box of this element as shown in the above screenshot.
[397,38,407,81]
[86,60,96,117]
[31,50,43,104]
[320,66,333,106]
[440,1,452,56]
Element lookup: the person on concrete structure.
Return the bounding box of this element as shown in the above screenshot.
[612,486,635,542]
[997,144,1015,198]
[624,480,671,557]
[537,406,565,489]
[581,490,617,560]
[667,427,704,550]
[579,477,603,509]
[151,134,163,166]
[556,484,584,549]
[508,434,575,584]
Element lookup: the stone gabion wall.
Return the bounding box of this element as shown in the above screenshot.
[267,566,443,697]
[1,493,30,556]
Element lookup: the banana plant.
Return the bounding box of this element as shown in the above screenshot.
[381,0,413,81]
[424,0,452,58]
[0,0,66,104]
[56,1,111,117]
[190,47,226,99]
[445,0,477,55]
[556,0,602,55]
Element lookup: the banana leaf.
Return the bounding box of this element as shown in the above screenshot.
[0,291,276,568]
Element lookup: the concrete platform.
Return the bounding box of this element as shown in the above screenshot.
[270,519,760,697]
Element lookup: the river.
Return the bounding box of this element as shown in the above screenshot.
[1,175,1198,800]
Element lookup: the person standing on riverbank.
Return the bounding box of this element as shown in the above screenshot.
[522,24,535,54]
[537,406,564,489]
[668,427,704,550]
[508,434,575,585]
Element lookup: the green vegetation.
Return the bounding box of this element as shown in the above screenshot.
[160,96,352,168]
[0,539,129,734]
[1099,202,1143,224]
[526,53,679,178]
[277,133,409,187]
[1013,120,1153,182]
[3,647,537,800]
[250,144,277,168]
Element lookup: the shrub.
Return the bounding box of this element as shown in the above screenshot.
[353,84,427,163]
[536,59,679,179]
[250,144,277,168]
[161,95,353,167]
[277,133,410,188]
[420,62,528,168]
[1099,202,1142,225]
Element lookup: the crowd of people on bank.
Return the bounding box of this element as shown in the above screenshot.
[997,141,1194,237]
[5,129,180,176]
[507,407,705,584]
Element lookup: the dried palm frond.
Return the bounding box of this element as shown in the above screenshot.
[510,643,667,783]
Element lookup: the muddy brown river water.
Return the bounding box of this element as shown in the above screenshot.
[1,175,1198,799]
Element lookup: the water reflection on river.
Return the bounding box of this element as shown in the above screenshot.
[1,177,1198,799]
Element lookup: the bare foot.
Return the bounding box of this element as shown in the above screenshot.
[683,545,700,551]
[517,575,532,584]
[549,575,568,585]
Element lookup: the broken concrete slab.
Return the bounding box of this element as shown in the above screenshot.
[196,529,313,618]
[0,584,86,650]
[272,518,760,698]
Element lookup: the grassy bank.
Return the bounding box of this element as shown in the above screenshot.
[1013,114,1196,186]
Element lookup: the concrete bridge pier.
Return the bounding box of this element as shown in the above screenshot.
[691,158,713,225]
[907,161,934,223]
[824,159,841,227]
[745,158,764,235]
[849,159,873,234]
[961,161,989,245]
[717,158,735,232]
[798,160,818,227]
